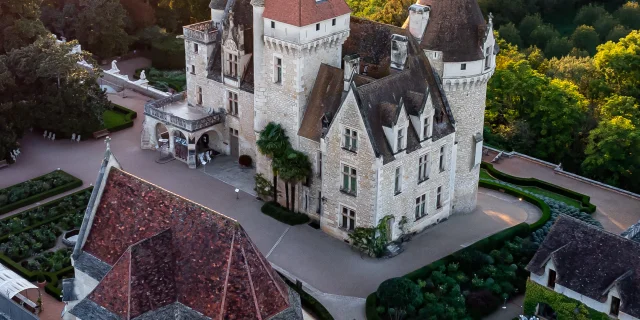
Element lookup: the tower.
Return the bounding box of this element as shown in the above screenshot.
[252,0,351,176]
[407,0,497,214]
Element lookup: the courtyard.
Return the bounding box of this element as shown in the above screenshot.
[1,89,638,319]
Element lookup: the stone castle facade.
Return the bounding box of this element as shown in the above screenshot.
[141,0,496,242]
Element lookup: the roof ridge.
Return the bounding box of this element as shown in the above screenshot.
[558,215,640,248]
[111,167,238,224]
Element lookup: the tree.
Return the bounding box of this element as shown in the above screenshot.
[571,25,600,55]
[599,95,640,125]
[256,122,290,202]
[273,148,311,211]
[498,23,522,48]
[530,79,588,163]
[615,1,640,30]
[606,25,631,42]
[0,0,48,54]
[593,15,619,41]
[546,55,599,97]
[530,24,559,50]
[594,31,640,98]
[120,0,156,30]
[377,277,423,320]
[519,14,543,45]
[544,36,573,58]
[574,4,608,26]
[74,0,132,58]
[582,116,640,192]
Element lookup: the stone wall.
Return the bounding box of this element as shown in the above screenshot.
[296,137,322,219]
[445,82,488,214]
[320,92,378,240]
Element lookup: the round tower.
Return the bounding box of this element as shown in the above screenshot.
[409,0,497,214]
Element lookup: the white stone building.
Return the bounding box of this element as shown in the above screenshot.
[526,216,640,320]
[141,0,497,241]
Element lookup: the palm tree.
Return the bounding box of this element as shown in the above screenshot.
[274,149,311,211]
[256,122,290,201]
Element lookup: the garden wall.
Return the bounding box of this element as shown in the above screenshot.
[0,170,82,215]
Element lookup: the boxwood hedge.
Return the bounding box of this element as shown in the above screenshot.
[261,201,310,226]
[0,170,82,215]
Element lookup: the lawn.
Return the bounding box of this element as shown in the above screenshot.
[134,67,186,92]
[480,169,582,208]
[103,109,128,128]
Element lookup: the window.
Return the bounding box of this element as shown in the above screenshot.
[394,167,402,194]
[197,86,202,105]
[439,146,445,172]
[418,154,429,182]
[226,53,238,77]
[474,133,483,167]
[415,194,426,219]
[341,206,356,231]
[396,128,404,151]
[485,55,490,70]
[191,65,195,74]
[316,151,322,176]
[227,91,238,115]
[610,296,620,317]
[436,186,442,208]
[461,63,467,70]
[422,117,430,139]
[274,57,282,84]
[316,23,320,31]
[194,43,199,53]
[342,128,358,151]
[271,21,275,28]
[341,164,357,195]
[547,269,556,289]
[332,18,336,26]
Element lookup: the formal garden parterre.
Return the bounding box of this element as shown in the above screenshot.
[0,187,93,300]
[366,162,600,320]
[0,170,82,214]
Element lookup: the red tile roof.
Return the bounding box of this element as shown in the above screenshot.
[81,168,290,319]
[263,0,351,27]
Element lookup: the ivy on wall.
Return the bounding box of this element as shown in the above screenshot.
[523,279,610,320]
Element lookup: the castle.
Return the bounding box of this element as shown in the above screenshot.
[141,0,497,241]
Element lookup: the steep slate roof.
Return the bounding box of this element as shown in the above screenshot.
[71,168,294,320]
[526,216,640,319]
[298,64,344,141]
[414,0,487,62]
[263,0,351,27]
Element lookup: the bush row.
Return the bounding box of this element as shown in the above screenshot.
[479,179,551,230]
[481,162,596,213]
[106,103,138,132]
[0,170,82,214]
[280,274,334,320]
[261,201,310,226]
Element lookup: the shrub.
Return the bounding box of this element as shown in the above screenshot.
[465,290,501,319]
[150,36,185,70]
[377,278,423,318]
[239,155,252,167]
[260,201,309,225]
[254,173,274,201]
[0,170,82,215]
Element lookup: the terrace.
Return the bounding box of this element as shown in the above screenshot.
[144,93,224,133]
[183,20,219,44]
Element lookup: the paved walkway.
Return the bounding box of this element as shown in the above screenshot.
[482,151,640,233]
[1,90,542,319]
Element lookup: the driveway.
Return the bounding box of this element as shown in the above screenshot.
[1,90,543,318]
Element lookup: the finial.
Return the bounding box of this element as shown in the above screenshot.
[105,136,112,150]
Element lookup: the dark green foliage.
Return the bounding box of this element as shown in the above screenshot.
[530,24,560,49]
[348,216,393,258]
[606,25,632,42]
[0,170,82,214]
[545,37,573,58]
[498,23,523,47]
[377,278,423,318]
[150,36,186,70]
[260,201,309,226]
[135,67,186,92]
[593,15,618,41]
[102,103,137,132]
[465,290,501,318]
[571,25,600,55]
[615,1,640,30]
[519,14,544,43]
[574,4,608,26]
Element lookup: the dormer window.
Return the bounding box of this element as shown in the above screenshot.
[271,21,275,28]
[316,23,320,31]
[396,128,405,151]
[422,116,431,140]
[226,53,238,77]
[332,18,336,26]
[610,296,620,317]
[485,47,491,70]
[343,128,358,152]
[547,269,556,289]
[461,63,467,70]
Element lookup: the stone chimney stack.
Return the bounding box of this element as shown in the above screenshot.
[343,54,360,91]
[390,34,408,70]
[408,4,430,40]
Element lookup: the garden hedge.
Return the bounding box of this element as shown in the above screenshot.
[479,179,552,230]
[523,280,609,320]
[481,162,596,213]
[104,103,138,133]
[280,274,334,320]
[261,201,310,226]
[0,170,82,215]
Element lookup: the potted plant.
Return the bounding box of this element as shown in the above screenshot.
[37,274,47,287]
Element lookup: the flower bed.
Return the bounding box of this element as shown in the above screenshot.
[0,187,92,300]
[0,170,82,214]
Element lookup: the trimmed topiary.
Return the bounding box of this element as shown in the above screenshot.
[376,277,423,318]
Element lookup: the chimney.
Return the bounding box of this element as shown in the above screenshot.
[390,34,408,70]
[408,4,430,40]
[343,54,360,91]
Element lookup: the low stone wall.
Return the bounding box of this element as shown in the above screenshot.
[484,145,640,201]
[78,61,171,100]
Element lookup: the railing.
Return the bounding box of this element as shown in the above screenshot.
[144,93,224,132]
[183,21,219,44]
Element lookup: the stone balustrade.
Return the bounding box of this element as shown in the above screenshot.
[144,93,224,132]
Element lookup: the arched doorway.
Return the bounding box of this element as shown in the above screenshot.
[155,123,169,147]
[173,130,188,161]
[196,130,222,166]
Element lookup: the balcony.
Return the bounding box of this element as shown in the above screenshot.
[144,93,224,132]
[183,21,220,44]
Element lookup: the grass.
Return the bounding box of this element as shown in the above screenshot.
[103,109,128,128]
[480,169,582,208]
[134,67,186,92]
